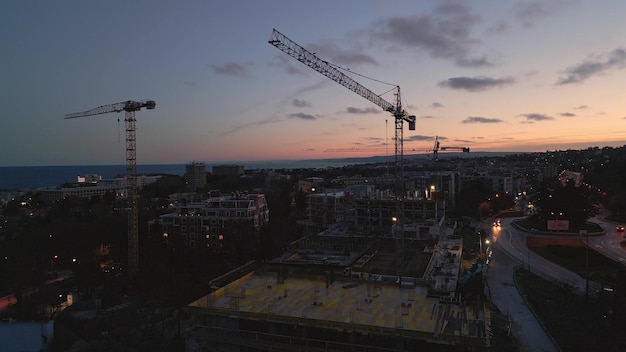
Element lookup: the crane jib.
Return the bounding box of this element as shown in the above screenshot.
[269,28,419,201]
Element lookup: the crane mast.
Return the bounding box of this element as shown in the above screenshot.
[269,29,415,197]
[65,99,155,278]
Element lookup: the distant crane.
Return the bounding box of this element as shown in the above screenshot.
[324,135,469,161]
[65,99,156,278]
[423,136,470,161]
[268,29,415,197]
[432,136,470,161]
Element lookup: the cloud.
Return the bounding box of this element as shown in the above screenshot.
[573,105,588,109]
[514,1,567,27]
[431,102,444,108]
[278,81,332,107]
[208,62,249,77]
[371,3,493,67]
[405,135,436,142]
[462,116,503,123]
[456,56,492,67]
[287,112,316,120]
[438,76,515,91]
[518,113,553,122]
[306,41,380,67]
[221,116,283,136]
[560,112,575,117]
[556,48,626,85]
[333,52,380,67]
[418,115,436,119]
[292,99,311,108]
[269,55,308,76]
[487,21,509,34]
[345,107,381,114]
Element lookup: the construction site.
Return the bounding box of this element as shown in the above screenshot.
[181,28,491,351]
[59,29,489,351]
[185,223,491,351]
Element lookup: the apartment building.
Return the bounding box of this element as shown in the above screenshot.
[212,165,244,177]
[303,191,347,234]
[156,193,269,254]
[39,185,123,203]
[185,162,207,191]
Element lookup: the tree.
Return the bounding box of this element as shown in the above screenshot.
[531,178,599,230]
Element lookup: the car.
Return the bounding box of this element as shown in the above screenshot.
[617,225,624,232]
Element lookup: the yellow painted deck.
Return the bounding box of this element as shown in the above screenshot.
[189,272,489,341]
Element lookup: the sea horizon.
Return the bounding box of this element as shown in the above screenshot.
[0,151,523,191]
[0,156,392,191]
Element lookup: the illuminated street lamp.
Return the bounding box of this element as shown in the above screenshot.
[550,211,563,220]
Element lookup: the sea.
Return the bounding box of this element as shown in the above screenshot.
[0,157,388,191]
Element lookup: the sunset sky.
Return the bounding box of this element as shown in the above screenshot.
[2,0,626,166]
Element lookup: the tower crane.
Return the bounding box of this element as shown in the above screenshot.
[324,136,469,161]
[268,29,415,197]
[435,136,470,161]
[65,99,156,278]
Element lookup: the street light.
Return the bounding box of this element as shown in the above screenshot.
[483,239,490,257]
[550,211,563,220]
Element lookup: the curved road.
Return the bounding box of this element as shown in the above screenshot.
[485,219,560,352]
[486,215,626,352]
[588,214,626,265]
[495,218,590,293]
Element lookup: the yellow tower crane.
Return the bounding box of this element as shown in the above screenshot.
[65,99,156,278]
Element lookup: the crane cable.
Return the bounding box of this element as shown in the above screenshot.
[330,61,415,115]
[329,61,398,96]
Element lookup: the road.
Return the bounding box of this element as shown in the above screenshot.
[588,213,626,266]
[485,219,559,352]
[494,218,590,294]
[486,215,626,351]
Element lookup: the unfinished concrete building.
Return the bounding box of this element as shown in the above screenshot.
[186,226,491,351]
